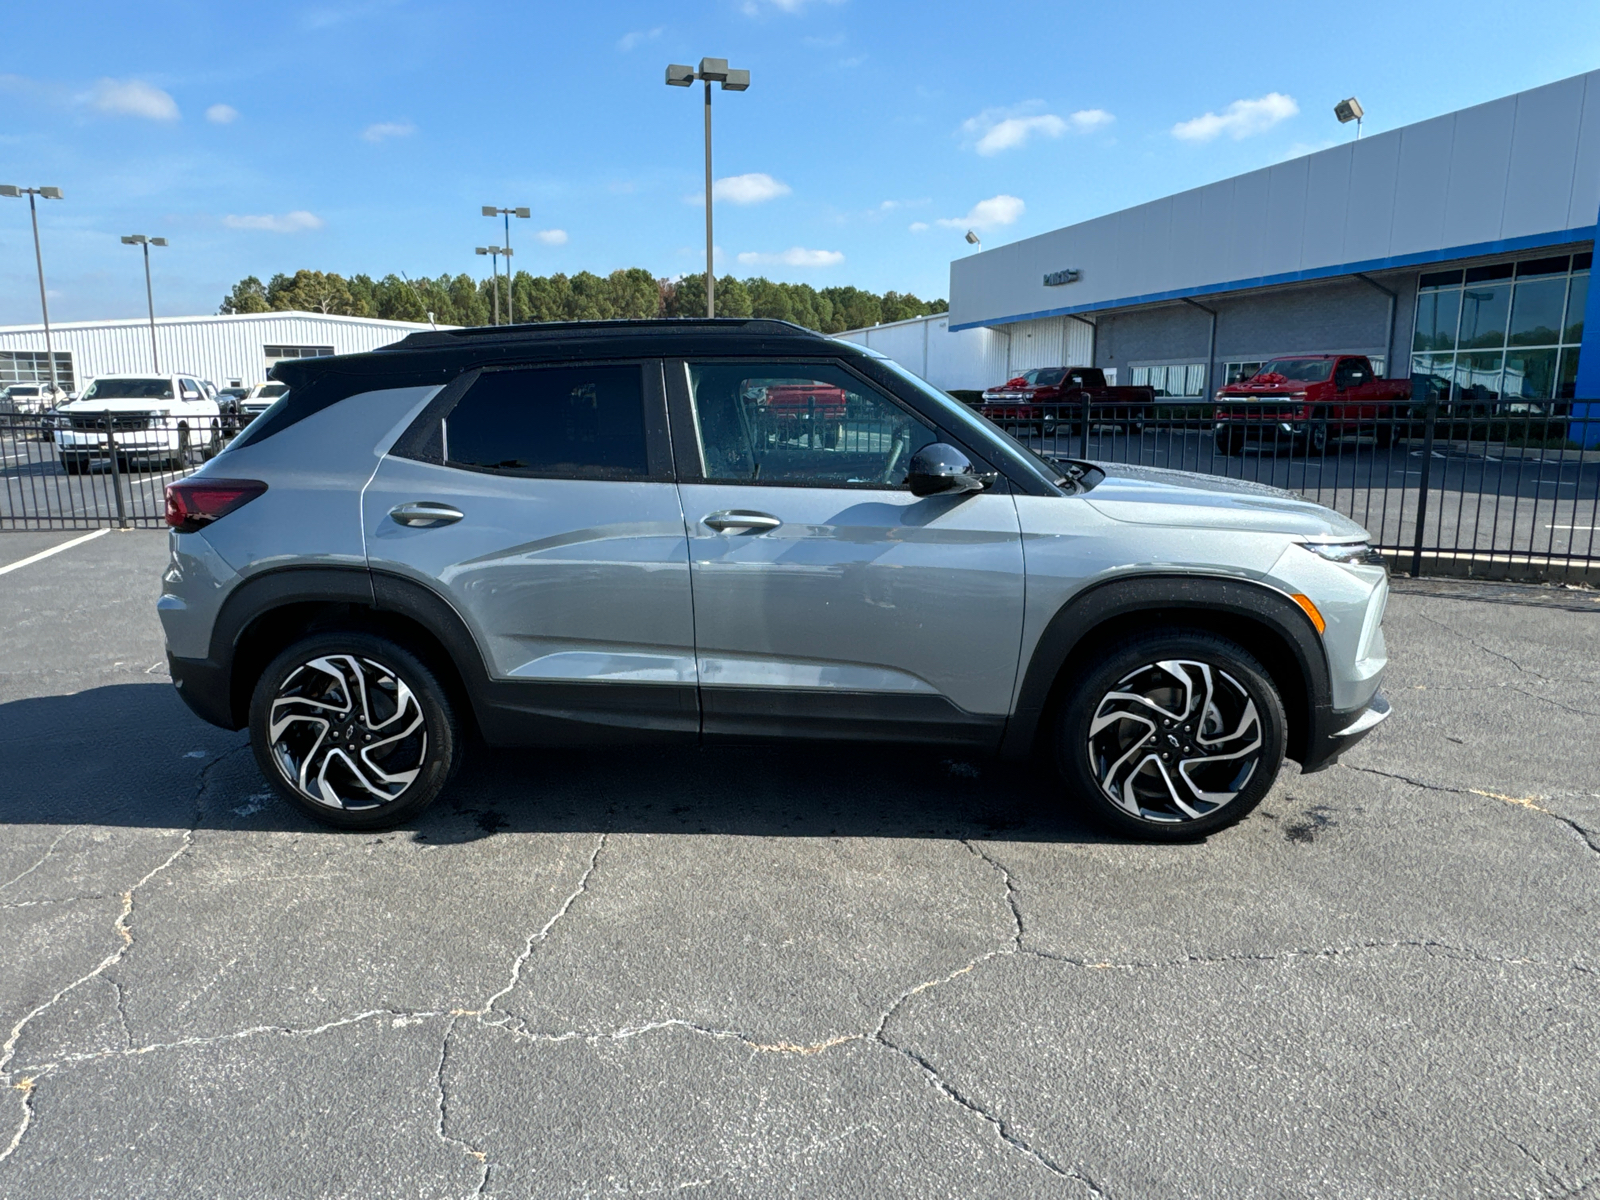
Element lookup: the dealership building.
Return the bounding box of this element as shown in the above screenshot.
[0,311,439,395]
[946,68,1600,437]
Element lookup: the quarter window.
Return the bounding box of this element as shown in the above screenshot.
[688,362,935,487]
[444,365,649,479]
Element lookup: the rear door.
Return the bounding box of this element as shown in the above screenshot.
[362,359,699,738]
[668,358,1026,746]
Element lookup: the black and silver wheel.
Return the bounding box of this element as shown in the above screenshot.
[1214,425,1245,456]
[174,425,193,469]
[205,419,222,459]
[1056,632,1286,839]
[249,633,460,830]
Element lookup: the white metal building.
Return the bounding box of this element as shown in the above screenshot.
[947,67,1600,438]
[0,311,446,394]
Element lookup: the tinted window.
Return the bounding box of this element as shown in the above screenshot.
[689,362,934,487]
[1253,359,1334,383]
[82,378,174,400]
[445,365,648,478]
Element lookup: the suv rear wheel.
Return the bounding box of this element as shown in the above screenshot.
[1055,631,1286,840]
[248,632,460,830]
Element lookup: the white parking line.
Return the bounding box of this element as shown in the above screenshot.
[0,528,111,576]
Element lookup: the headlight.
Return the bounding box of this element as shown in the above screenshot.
[1300,541,1387,569]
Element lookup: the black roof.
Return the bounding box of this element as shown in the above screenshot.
[272,318,860,389]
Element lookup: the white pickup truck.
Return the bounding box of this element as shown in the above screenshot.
[55,373,222,475]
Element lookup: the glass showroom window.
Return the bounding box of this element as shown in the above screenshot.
[1130,363,1206,397]
[1411,253,1589,405]
[0,350,74,391]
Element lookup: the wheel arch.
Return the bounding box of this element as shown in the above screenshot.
[1002,574,1332,766]
[209,567,489,734]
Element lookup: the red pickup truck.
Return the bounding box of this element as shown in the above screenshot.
[1213,355,1410,455]
[980,366,1155,435]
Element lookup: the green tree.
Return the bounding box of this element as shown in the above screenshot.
[819,286,880,333]
[218,276,270,315]
[713,275,752,318]
[608,268,662,319]
[746,276,794,322]
[568,271,616,321]
[662,273,703,318]
[266,269,361,316]
[517,272,572,322]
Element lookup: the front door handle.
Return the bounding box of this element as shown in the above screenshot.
[390,502,464,528]
[703,510,781,533]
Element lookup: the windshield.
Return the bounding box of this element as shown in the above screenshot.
[1024,368,1067,386]
[873,358,1067,490]
[1252,359,1333,383]
[82,378,173,400]
[260,383,288,398]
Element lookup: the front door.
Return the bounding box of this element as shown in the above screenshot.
[670,359,1026,746]
[362,359,699,740]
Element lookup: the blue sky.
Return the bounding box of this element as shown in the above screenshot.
[3,0,1599,325]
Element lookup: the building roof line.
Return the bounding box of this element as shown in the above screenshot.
[0,310,450,336]
[948,224,1597,331]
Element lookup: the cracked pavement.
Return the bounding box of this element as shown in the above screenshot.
[1,531,1597,1198]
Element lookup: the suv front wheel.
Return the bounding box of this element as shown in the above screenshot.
[1056,631,1286,839]
[248,632,460,830]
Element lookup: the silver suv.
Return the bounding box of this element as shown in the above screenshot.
[158,320,1389,839]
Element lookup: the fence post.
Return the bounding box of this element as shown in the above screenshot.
[1079,392,1091,460]
[105,415,128,529]
[1409,397,1438,578]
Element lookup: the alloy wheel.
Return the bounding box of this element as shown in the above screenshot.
[267,653,427,810]
[1086,658,1263,824]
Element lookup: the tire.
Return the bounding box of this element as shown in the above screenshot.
[248,632,461,830]
[61,455,88,476]
[174,425,193,470]
[1300,423,1329,457]
[1373,422,1394,450]
[1054,631,1287,841]
[1214,426,1245,456]
[204,420,222,459]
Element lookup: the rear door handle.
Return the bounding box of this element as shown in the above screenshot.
[703,510,781,532]
[390,502,464,528]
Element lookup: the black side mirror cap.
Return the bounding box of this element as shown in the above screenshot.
[907,442,991,497]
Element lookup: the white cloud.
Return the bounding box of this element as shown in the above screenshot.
[617,27,663,51]
[535,228,568,245]
[712,173,791,205]
[736,247,844,267]
[908,221,930,233]
[936,194,1024,231]
[221,211,326,233]
[960,102,1112,155]
[205,103,239,125]
[88,79,179,121]
[362,121,415,143]
[1173,93,1298,142]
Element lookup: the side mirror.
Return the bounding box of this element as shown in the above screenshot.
[907,442,990,497]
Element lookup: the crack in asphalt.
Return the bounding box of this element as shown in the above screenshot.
[0,742,247,1164]
[1412,611,1588,683]
[1345,764,1600,855]
[433,1016,491,1197]
[0,895,111,911]
[0,834,68,896]
[963,841,1026,950]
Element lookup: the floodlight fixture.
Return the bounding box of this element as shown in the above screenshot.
[664,57,752,316]
[39,187,63,199]
[1335,96,1364,139]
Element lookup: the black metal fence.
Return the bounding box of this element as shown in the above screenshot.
[988,397,1600,581]
[5,402,1598,582]
[0,413,221,530]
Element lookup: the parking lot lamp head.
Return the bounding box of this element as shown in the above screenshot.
[965,230,981,251]
[122,233,168,371]
[484,205,531,323]
[2,185,65,394]
[1335,96,1364,140]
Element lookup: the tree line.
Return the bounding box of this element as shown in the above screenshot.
[219,269,948,333]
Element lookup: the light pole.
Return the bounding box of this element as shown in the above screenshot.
[475,246,503,325]
[120,234,168,372]
[0,184,65,396]
[483,206,529,323]
[666,57,750,318]
[965,230,982,253]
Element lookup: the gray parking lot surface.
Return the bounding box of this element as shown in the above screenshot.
[1,531,1596,1198]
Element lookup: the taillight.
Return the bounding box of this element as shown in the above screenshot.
[165,478,267,533]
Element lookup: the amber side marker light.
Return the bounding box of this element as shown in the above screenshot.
[1289,593,1327,635]
[165,478,267,533]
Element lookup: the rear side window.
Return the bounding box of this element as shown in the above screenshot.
[444,365,648,479]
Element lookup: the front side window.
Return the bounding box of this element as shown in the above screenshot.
[688,362,935,488]
[445,364,648,479]
[1254,359,1334,383]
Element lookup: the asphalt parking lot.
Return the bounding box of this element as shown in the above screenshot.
[1,530,1597,1199]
